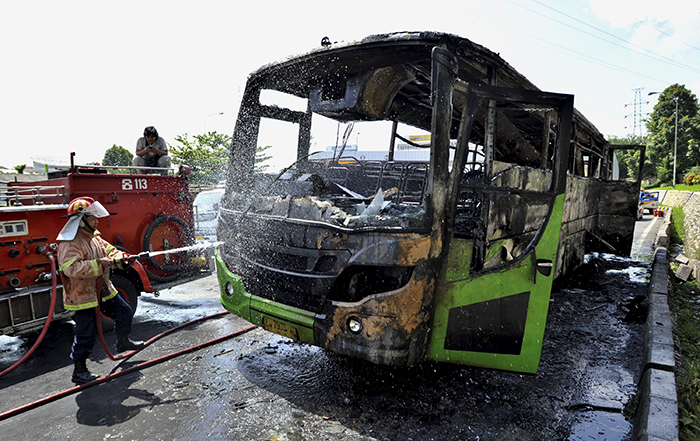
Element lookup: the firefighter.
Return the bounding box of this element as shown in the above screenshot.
[57,197,145,384]
[132,125,172,168]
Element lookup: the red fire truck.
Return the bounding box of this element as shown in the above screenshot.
[0,155,211,336]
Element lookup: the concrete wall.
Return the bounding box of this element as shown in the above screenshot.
[659,190,700,258]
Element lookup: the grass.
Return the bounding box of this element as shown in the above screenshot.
[668,208,700,440]
[671,277,700,440]
[669,206,686,246]
[646,183,700,192]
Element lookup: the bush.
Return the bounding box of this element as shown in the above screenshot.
[684,174,700,185]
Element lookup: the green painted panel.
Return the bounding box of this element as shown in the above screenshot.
[427,194,565,373]
[445,239,473,282]
[249,297,316,328]
[216,251,251,320]
[215,249,315,344]
[249,309,315,344]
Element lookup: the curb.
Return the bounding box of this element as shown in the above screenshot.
[633,213,679,441]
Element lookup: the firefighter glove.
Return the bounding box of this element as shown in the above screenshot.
[113,256,134,270]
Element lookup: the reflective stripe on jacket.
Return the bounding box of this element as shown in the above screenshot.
[58,228,124,311]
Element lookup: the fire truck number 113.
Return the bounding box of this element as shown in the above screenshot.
[121,178,148,191]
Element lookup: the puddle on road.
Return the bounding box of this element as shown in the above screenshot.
[568,410,630,441]
[587,252,651,284]
[134,287,224,326]
[579,366,634,410]
[605,266,650,284]
[0,335,24,366]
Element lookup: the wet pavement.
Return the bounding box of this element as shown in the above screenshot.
[0,217,665,440]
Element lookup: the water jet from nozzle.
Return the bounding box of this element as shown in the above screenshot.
[142,241,224,258]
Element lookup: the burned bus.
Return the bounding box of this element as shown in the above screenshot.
[215,32,643,373]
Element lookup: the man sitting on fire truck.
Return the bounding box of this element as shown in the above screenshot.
[57,197,145,384]
[132,125,172,168]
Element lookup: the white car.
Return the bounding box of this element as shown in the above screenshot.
[193,188,224,242]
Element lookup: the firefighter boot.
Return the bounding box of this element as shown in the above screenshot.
[116,336,145,352]
[72,358,98,385]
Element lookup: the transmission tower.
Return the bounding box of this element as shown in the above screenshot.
[624,87,649,136]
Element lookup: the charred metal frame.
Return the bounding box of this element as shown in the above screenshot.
[216,32,643,370]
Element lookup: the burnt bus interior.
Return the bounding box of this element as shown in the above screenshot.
[224,33,638,288]
[220,32,641,319]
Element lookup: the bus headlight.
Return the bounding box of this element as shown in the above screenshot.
[347,317,363,334]
[225,281,235,297]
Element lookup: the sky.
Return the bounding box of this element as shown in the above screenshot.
[1,0,698,169]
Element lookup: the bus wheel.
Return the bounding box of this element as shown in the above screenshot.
[111,274,139,314]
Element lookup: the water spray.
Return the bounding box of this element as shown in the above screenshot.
[123,241,224,263]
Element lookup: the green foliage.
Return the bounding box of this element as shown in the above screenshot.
[670,277,700,440]
[13,164,26,174]
[608,134,646,145]
[684,174,700,185]
[102,144,133,167]
[669,206,686,245]
[668,206,700,439]
[170,132,231,185]
[169,131,275,185]
[255,145,273,173]
[607,134,645,180]
[648,183,700,191]
[657,157,673,185]
[646,84,700,184]
[684,166,700,185]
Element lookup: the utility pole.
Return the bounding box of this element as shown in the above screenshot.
[624,88,648,136]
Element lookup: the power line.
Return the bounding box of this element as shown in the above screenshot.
[516,0,700,75]
[635,18,700,54]
[436,1,672,84]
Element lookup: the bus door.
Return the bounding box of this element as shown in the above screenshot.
[427,83,574,373]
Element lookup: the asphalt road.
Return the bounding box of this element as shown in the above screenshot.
[631,212,666,262]
[0,215,665,440]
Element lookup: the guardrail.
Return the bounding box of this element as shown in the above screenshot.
[0,184,67,206]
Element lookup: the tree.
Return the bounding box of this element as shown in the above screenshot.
[646,84,700,185]
[102,145,133,167]
[607,134,645,180]
[170,131,276,185]
[170,132,230,185]
[13,164,26,174]
[255,145,273,173]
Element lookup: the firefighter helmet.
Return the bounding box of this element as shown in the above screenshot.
[57,197,110,241]
[65,197,110,218]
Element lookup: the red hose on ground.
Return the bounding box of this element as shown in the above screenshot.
[0,254,58,379]
[96,306,230,363]
[93,267,229,362]
[0,319,258,422]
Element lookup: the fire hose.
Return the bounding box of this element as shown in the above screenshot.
[0,252,58,380]
[0,249,258,421]
[0,244,216,378]
[93,265,218,363]
[0,320,257,421]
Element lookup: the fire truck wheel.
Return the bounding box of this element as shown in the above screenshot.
[142,215,195,272]
[111,274,139,314]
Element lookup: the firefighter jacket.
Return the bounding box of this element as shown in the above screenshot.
[58,228,125,310]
